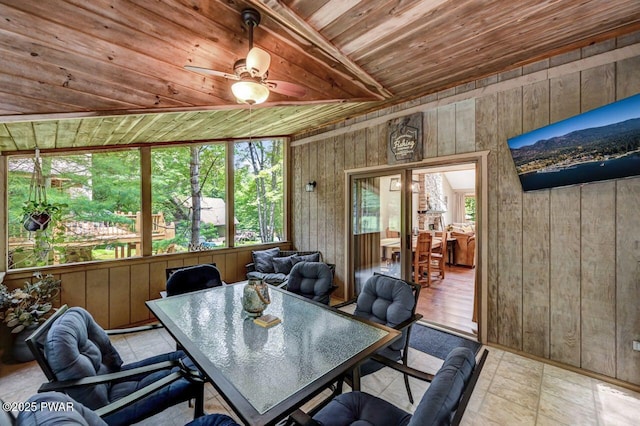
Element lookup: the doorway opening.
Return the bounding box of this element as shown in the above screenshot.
[349,158,481,338]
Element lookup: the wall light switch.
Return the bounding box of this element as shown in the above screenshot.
[633,341,640,352]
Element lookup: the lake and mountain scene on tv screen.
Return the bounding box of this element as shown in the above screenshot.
[508,93,640,191]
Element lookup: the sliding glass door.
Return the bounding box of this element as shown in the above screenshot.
[350,172,409,294]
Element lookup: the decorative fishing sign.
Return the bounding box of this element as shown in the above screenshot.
[387,112,423,164]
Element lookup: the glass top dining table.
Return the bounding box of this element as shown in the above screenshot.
[146,283,400,426]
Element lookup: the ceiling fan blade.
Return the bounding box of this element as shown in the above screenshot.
[184,65,239,80]
[246,47,271,77]
[264,80,307,98]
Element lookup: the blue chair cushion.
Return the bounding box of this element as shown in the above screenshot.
[314,347,476,426]
[247,271,288,285]
[17,392,107,425]
[252,247,280,273]
[186,414,241,426]
[272,255,295,274]
[44,307,200,426]
[291,252,321,264]
[354,275,415,352]
[286,262,333,304]
[105,351,199,426]
[166,264,222,296]
[313,391,411,426]
[407,347,475,426]
[45,307,123,409]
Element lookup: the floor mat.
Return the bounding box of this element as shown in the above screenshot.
[408,323,481,359]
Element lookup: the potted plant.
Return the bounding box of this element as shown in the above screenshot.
[22,156,66,232]
[0,271,61,362]
[22,199,64,232]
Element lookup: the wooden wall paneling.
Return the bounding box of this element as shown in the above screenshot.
[196,254,214,266]
[86,269,109,329]
[109,265,131,328]
[293,146,302,248]
[579,64,617,376]
[300,143,310,250]
[521,80,551,357]
[455,100,476,154]
[581,65,615,110]
[317,139,327,261]
[549,187,582,367]
[59,271,86,309]
[130,263,150,323]
[327,135,344,299]
[353,129,367,168]
[522,191,550,357]
[224,252,240,283]
[615,178,640,385]
[166,258,184,272]
[423,109,438,159]
[616,56,640,98]
[366,124,379,166]
[437,104,456,157]
[615,48,640,387]
[149,260,168,301]
[475,94,499,343]
[211,253,227,282]
[343,128,355,171]
[308,141,318,250]
[377,123,387,165]
[580,181,616,376]
[182,256,200,267]
[548,71,582,367]
[496,87,523,349]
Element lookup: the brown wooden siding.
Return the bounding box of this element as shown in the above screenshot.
[2,244,289,329]
[291,36,640,386]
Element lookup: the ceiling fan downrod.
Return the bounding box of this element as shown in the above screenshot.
[241,8,261,50]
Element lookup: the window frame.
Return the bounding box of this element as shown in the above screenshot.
[3,138,289,271]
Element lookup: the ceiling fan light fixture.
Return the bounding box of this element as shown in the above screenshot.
[246,47,271,77]
[232,79,269,104]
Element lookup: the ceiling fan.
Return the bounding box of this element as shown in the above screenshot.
[185,8,306,105]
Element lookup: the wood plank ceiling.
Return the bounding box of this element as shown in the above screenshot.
[0,0,639,152]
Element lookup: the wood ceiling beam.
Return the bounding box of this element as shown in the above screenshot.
[245,0,393,100]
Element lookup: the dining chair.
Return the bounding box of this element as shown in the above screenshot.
[13,392,239,426]
[413,231,433,287]
[165,263,223,297]
[285,261,336,305]
[430,231,448,280]
[25,306,205,426]
[295,348,488,426]
[349,273,422,403]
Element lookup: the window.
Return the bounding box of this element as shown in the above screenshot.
[6,140,286,269]
[8,150,141,269]
[151,144,227,253]
[464,195,476,221]
[233,140,284,245]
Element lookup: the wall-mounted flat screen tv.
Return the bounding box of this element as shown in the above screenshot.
[508,93,640,192]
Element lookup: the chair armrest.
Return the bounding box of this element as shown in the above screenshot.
[245,262,256,273]
[93,371,183,418]
[394,313,423,332]
[370,354,435,382]
[38,360,183,392]
[331,297,357,309]
[106,322,164,335]
[288,409,322,426]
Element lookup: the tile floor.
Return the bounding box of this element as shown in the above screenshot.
[1,325,639,425]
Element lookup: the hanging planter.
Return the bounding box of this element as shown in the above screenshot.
[21,153,64,232]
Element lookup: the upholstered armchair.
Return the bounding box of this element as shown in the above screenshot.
[451,232,476,267]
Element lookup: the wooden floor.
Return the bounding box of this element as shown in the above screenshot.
[417,264,477,335]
